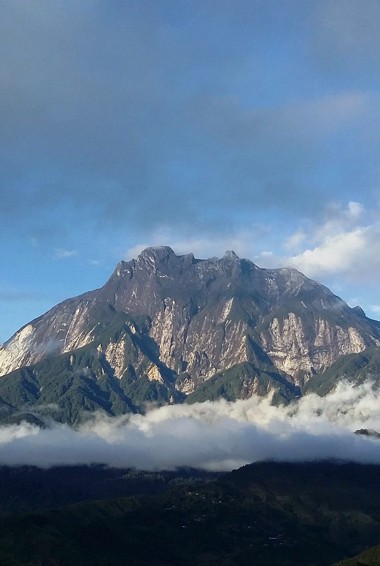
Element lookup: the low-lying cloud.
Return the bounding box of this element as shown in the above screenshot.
[1,382,380,471]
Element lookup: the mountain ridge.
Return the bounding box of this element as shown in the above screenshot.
[0,246,379,423]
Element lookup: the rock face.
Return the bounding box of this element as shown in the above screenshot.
[1,247,379,393]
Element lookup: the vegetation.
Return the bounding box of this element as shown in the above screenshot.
[186,362,300,405]
[2,342,380,425]
[333,544,380,565]
[0,341,298,425]
[0,462,380,564]
[304,346,380,397]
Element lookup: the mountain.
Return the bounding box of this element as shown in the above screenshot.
[0,246,379,423]
[333,543,380,565]
[1,461,380,565]
[304,344,380,396]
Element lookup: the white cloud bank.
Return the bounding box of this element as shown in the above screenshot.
[126,200,380,283]
[289,226,378,277]
[261,200,380,282]
[1,382,380,471]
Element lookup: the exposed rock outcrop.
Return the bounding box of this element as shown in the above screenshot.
[1,247,379,397]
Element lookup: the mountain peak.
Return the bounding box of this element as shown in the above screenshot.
[222,250,239,260]
[0,243,379,423]
[138,246,175,260]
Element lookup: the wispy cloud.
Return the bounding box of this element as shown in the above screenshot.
[125,226,268,261]
[0,291,42,302]
[53,248,78,260]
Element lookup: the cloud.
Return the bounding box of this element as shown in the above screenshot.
[241,200,380,319]
[1,382,380,470]
[313,0,380,74]
[0,291,42,302]
[2,2,380,339]
[125,228,265,261]
[53,249,78,260]
[125,200,380,287]
[286,202,380,281]
[289,227,370,277]
[284,230,306,251]
[0,1,379,249]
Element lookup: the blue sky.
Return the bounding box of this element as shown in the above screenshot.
[1,0,380,342]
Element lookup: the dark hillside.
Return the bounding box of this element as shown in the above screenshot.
[1,462,380,565]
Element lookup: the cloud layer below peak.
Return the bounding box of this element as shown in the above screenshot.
[1,382,380,471]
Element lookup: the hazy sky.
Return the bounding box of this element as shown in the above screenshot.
[1,0,380,342]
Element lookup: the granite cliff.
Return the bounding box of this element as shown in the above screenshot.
[0,247,379,423]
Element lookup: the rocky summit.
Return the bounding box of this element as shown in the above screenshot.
[0,246,379,424]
